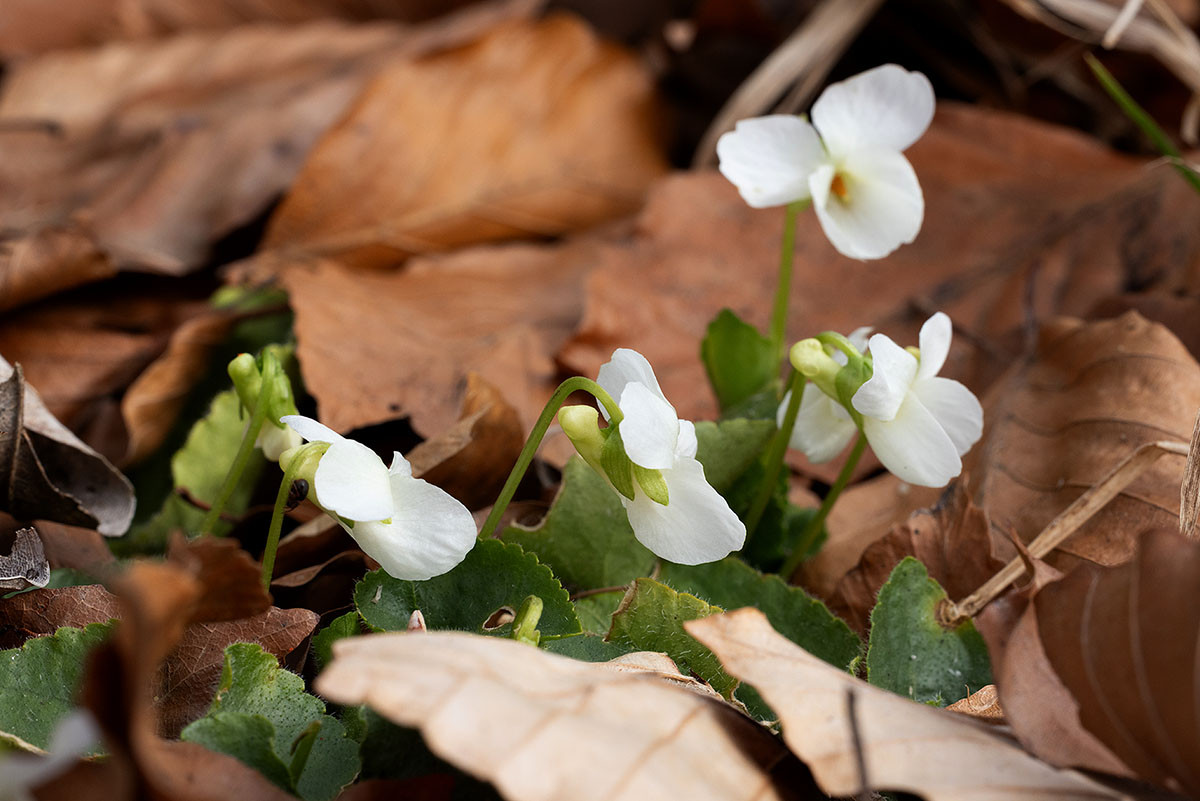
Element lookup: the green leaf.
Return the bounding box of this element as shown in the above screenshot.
[183,713,293,789]
[118,389,269,554]
[693,418,775,495]
[181,643,360,800]
[728,460,825,574]
[573,591,624,635]
[659,558,860,671]
[0,623,112,753]
[606,578,734,697]
[700,309,776,412]
[865,557,992,706]
[312,611,362,671]
[542,634,631,662]
[354,539,580,637]
[502,457,654,591]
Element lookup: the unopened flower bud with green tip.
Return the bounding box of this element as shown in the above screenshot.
[228,347,303,461]
[558,405,604,473]
[789,338,841,397]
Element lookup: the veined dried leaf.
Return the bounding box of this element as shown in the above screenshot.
[1022,529,1200,794]
[0,527,50,592]
[967,312,1200,567]
[283,239,599,438]
[687,609,1127,801]
[316,631,816,801]
[946,685,1005,722]
[261,15,667,268]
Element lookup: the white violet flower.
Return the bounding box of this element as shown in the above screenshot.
[280,415,477,581]
[780,326,871,462]
[716,64,935,260]
[560,348,745,565]
[850,313,983,487]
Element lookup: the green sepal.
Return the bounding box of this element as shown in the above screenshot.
[600,426,636,501]
[632,463,668,505]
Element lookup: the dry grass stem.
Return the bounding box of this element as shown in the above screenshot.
[945,439,1189,622]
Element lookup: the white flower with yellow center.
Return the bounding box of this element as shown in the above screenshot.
[716,64,934,260]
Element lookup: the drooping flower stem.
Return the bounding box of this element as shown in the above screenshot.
[744,369,805,539]
[478,376,624,540]
[201,356,277,537]
[260,449,304,590]
[769,200,808,365]
[780,432,867,580]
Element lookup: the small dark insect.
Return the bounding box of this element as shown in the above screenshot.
[286,479,310,511]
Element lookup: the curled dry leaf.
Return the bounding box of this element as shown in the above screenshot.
[316,631,817,801]
[558,104,1200,441]
[260,15,667,268]
[0,357,135,536]
[0,11,512,311]
[0,527,50,592]
[996,529,1200,795]
[966,312,1200,567]
[686,609,1127,801]
[283,239,600,438]
[828,482,1004,633]
[406,372,524,509]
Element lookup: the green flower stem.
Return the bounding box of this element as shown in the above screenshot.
[260,450,303,590]
[815,330,861,362]
[201,357,277,537]
[769,200,809,365]
[479,376,623,540]
[744,369,805,539]
[511,595,544,647]
[780,432,867,580]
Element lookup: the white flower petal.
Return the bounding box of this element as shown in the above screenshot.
[811,64,935,159]
[912,376,983,456]
[596,348,666,421]
[675,418,698,461]
[389,451,414,478]
[313,439,393,522]
[281,414,345,445]
[621,457,745,564]
[257,424,303,462]
[916,312,952,380]
[618,381,679,470]
[716,115,828,208]
[783,384,857,463]
[811,149,923,260]
[862,394,961,487]
[853,333,918,421]
[347,471,476,581]
[809,162,836,211]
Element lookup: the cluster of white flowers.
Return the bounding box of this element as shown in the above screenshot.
[717,64,934,260]
[787,312,983,488]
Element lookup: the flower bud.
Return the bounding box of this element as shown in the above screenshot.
[789,339,840,398]
[558,405,605,473]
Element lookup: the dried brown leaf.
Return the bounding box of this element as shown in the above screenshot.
[0,0,495,55]
[34,520,116,572]
[1023,529,1200,794]
[316,631,818,801]
[260,15,667,268]
[283,238,600,437]
[0,12,513,309]
[829,482,1004,633]
[966,312,1200,567]
[406,372,525,509]
[0,527,50,592]
[0,358,135,536]
[687,609,1127,801]
[945,685,1005,722]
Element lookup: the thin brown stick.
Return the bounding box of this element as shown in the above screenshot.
[944,439,1188,623]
